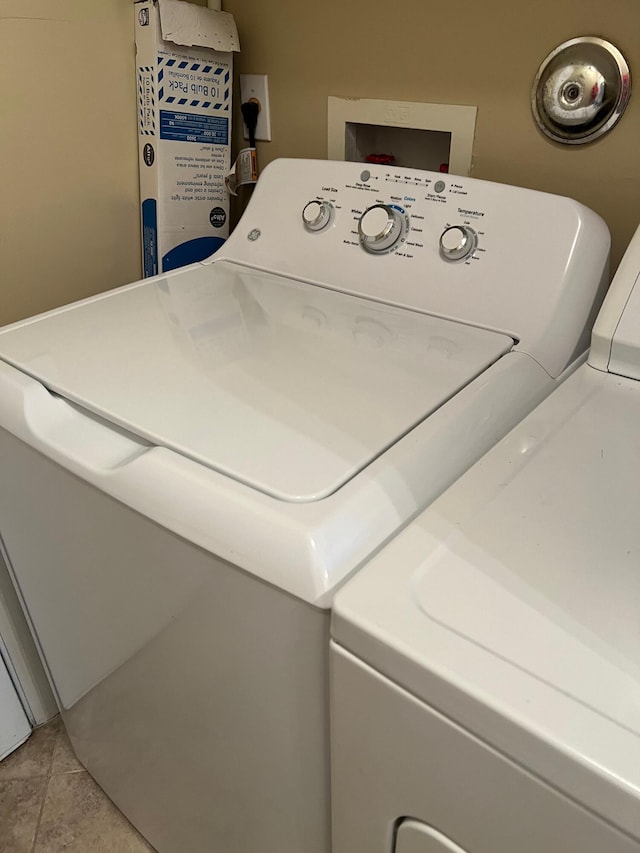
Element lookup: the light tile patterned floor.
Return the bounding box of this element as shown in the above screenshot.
[0,718,155,853]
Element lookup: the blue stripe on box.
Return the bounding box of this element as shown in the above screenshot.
[141,199,158,278]
[162,236,225,272]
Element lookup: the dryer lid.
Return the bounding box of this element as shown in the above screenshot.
[0,262,512,502]
[589,221,640,379]
[608,273,640,380]
[332,362,640,835]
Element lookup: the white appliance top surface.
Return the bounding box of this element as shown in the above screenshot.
[212,158,610,379]
[0,262,511,502]
[590,222,640,379]
[608,272,640,380]
[332,362,640,830]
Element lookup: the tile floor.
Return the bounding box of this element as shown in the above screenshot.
[0,717,155,852]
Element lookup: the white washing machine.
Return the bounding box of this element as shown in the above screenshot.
[0,159,609,853]
[330,224,640,852]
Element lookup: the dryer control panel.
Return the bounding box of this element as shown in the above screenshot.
[209,158,610,378]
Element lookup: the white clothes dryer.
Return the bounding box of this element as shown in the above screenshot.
[0,159,610,853]
[330,224,640,852]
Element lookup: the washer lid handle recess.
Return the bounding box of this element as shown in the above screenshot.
[532,36,631,144]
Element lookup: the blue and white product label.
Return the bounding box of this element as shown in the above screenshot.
[159,112,228,145]
[156,49,231,270]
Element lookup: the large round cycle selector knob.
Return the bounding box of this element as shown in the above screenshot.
[302,200,334,232]
[358,204,409,254]
[439,225,478,261]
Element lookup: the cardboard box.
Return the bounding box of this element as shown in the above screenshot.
[134,0,240,276]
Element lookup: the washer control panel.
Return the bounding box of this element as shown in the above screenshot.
[294,167,486,266]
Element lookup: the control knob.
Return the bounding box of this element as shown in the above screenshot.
[302,200,333,232]
[358,204,409,254]
[439,225,478,261]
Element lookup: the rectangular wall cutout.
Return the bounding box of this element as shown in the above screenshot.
[329,97,476,176]
[345,122,451,173]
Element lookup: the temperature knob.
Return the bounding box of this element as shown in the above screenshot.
[358,204,409,254]
[302,200,333,232]
[439,225,478,261]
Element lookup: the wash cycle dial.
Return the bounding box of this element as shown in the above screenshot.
[302,200,334,232]
[358,204,409,254]
[439,225,478,261]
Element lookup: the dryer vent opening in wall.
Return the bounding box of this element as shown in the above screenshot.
[345,122,451,172]
[328,97,477,177]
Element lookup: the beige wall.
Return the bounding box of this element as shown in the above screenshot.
[2,0,638,324]
[1,1,140,325]
[224,0,640,272]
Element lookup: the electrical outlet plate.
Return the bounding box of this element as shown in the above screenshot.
[239,74,272,142]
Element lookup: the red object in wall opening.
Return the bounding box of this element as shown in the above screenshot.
[366,154,395,165]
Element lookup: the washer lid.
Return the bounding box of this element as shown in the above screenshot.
[396,820,469,852]
[0,262,512,503]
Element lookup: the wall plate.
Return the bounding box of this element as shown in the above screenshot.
[240,74,272,142]
[327,97,476,177]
